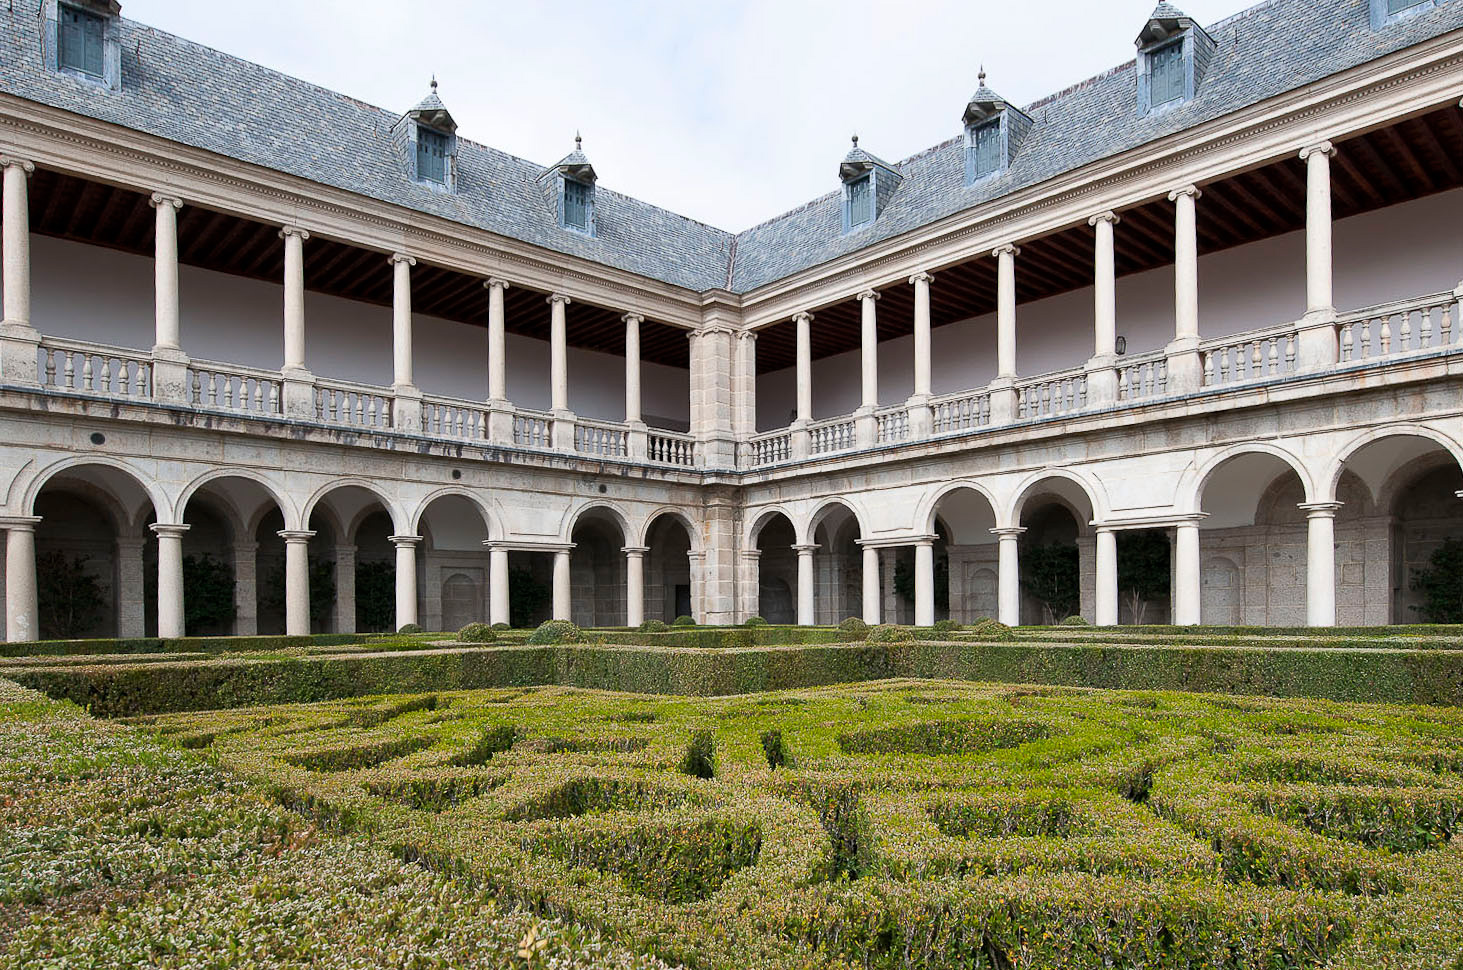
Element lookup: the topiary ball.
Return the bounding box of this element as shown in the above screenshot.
[397,623,424,635]
[931,618,962,635]
[866,624,914,643]
[527,620,583,645]
[1060,615,1091,626]
[672,615,697,627]
[638,619,670,633]
[491,622,511,631]
[837,617,870,639]
[743,615,768,627]
[457,622,496,643]
[969,618,1015,641]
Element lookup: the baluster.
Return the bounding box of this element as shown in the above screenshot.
[1422,307,1434,348]
[252,381,263,413]
[1360,319,1371,359]
[1202,352,1213,386]
[80,354,94,391]
[1400,311,1412,352]
[42,349,55,386]
[268,382,279,413]
[138,364,150,397]
[1381,316,1392,354]
[1118,369,1129,401]
[61,351,74,389]
[1341,324,1354,362]
[116,360,130,396]
[1267,338,1278,376]
[1442,304,1454,347]
[99,358,113,393]
[1285,335,1297,372]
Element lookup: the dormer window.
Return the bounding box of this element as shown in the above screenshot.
[1134,5,1215,118]
[1372,0,1441,25]
[1148,41,1185,108]
[847,174,873,228]
[563,178,592,231]
[47,1,121,89]
[970,120,1001,180]
[416,127,448,184]
[961,70,1031,186]
[396,79,459,192]
[539,134,598,236]
[838,136,902,233]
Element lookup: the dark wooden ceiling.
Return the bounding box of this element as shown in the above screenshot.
[752,104,1463,373]
[26,170,691,368]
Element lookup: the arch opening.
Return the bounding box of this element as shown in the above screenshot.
[645,513,694,623]
[931,486,1000,624]
[753,511,797,625]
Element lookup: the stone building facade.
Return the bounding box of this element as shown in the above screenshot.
[3,0,1463,639]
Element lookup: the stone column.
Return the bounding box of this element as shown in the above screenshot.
[990,244,1020,422]
[149,193,190,404]
[483,278,514,445]
[624,545,648,628]
[486,543,510,627]
[856,290,880,447]
[794,544,817,626]
[1300,502,1342,627]
[861,545,881,625]
[992,527,1025,627]
[914,538,935,627]
[1172,517,1202,626]
[279,227,315,418]
[738,549,761,622]
[1298,142,1339,371]
[907,272,933,437]
[390,535,420,631]
[278,530,315,636]
[687,549,706,622]
[232,540,258,635]
[0,157,39,385]
[334,544,356,635]
[3,517,41,641]
[1095,527,1118,626]
[1087,212,1120,406]
[792,311,813,459]
[1166,186,1203,394]
[114,537,146,638]
[688,326,736,469]
[734,329,757,467]
[390,253,422,432]
[624,313,648,459]
[552,548,571,620]
[151,523,190,639]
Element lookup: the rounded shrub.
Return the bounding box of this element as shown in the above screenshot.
[1061,615,1091,626]
[931,619,963,635]
[866,624,914,643]
[527,620,583,645]
[457,622,496,643]
[638,619,670,633]
[969,617,1015,641]
[397,623,424,635]
[837,617,870,639]
[673,615,697,627]
[490,622,511,631]
[743,616,768,628]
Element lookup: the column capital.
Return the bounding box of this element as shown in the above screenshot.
[686,550,706,563]
[792,311,814,324]
[277,529,317,543]
[911,534,938,548]
[991,243,1021,259]
[389,252,417,267]
[547,293,572,307]
[149,192,184,210]
[1299,140,1336,161]
[990,526,1027,538]
[621,545,650,557]
[739,548,762,560]
[389,534,423,547]
[1298,501,1344,518]
[150,522,192,539]
[0,156,35,174]
[907,271,933,286]
[856,289,880,303]
[792,543,819,555]
[484,276,510,292]
[622,311,645,325]
[278,225,310,241]
[736,328,757,342]
[1088,210,1120,228]
[0,515,42,532]
[1167,184,1202,203]
[333,543,359,555]
[1171,513,1209,526]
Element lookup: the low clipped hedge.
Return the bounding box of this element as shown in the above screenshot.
[0,632,373,658]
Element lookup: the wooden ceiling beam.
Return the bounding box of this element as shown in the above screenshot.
[1409,115,1463,187]
[1383,125,1438,194]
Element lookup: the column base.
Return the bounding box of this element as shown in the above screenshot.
[151,345,192,406]
[627,420,649,461]
[790,424,811,460]
[1084,356,1118,407]
[0,322,40,386]
[988,378,1017,424]
[551,409,577,452]
[487,400,515,447]
[391,384,423,433]
[854,409,878,449]
[697,433,734,469]
[281,366,316,420]
[905,395,932,439]
[1297,309,1339,373]
[1164,337,1202,396]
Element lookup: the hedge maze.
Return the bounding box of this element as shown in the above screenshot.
[146,680,1463,969]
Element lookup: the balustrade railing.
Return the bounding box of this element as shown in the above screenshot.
[39,339,152,400]
[750,430,791,466]
[930,390,990,434]
[188,361,281,415]
[422,395,488,440]
[513,409,553,449]
[575,419,628,458]
[1339,291,1460,362]
[316,379,392,430]
[1118,354,1167,402]
[1017,370,1087,418]
[809,417,857,455]
[648,430,696,466]
[875,406,909,444]
[1201,325,1298,387]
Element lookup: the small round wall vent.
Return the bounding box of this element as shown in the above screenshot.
[452,469,462,480]
[89,432,105,445]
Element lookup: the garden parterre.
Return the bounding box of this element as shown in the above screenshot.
[147,680,1463,969]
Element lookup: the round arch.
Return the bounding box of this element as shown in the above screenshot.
[1181,442,1315,515]
[801,497,869,546]
[744,505,797,548]
[563,501,633,544]
[636,507,702,552]
[408,487,499,540]
[918,480,1001,538]
[23,455,168,525]
[1006,468,1105,528]
[1321,424,1463,503]
[176,467,297,531]
[300,478,406,537]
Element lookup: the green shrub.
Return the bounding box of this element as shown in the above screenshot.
[743,616,768,628]
[1061,615,1091,626]
[837,617,870,639]
[528,620,583,645]
[490,622,511,631]
[638,619,669,633]
[837,717,1052,756]
[865,624,912,643]
[673,615,697,628]
[680,728,717,779]
[930,619,962,635]
[969,617,1016,641]
[457,622,496,643]
[760,729,794,770]
[451,723,518,767]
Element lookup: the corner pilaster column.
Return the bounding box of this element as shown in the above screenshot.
[3,517,41,642]
[1298,142,1339,371]
[738,549,762,622]
[1087,212,1120,406]
[486,542,510,627]
[277,529,315,636]
[232,540,258,636]
[1167,186,1203,393]
[1095,527,1118,627]
[148,193,190,404]
[856,289,880,447]
[548,294,575,450]
[734,329,757,466]
[390,535,420,631]
[989,244,1020,422]
[624,313,647,459]
[1172,516,1204,626]
[1300,502,1342,627]
[914,538,935,627]
[552,548,572,621]
[390,253,421,432]
[686,550,707,623]
[794,544,817,626]
[278,227,315,418]
[151,523,190,639]
[624,546,648,628]
[0,157,39,385]
[334,544,357,635]
[992,527,1025,627]
[792,311,813,458]
[688,325,736,468]
[907,272,934,437]
[484,278,514,445]
[861,545,881,625]
[114,537,146,638]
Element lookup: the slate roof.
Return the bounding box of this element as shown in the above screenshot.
[0,0,1460,297]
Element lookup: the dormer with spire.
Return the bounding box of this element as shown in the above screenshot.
[1134,3,1215,117]
[962,67,1032,186]
[838,135,902,233]
[395,78,460,191]
[539,133,598,235]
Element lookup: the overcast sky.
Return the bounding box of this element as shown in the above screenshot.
[122,0,1257,232]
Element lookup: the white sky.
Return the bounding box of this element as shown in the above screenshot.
[122,0,1258,233]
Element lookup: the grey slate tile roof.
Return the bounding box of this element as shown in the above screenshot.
[0,0,1460,297]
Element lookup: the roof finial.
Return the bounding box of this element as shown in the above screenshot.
[430,75,438,91]
[575,130,582,151]
[851,133,859,148]
[979,64,986,86]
